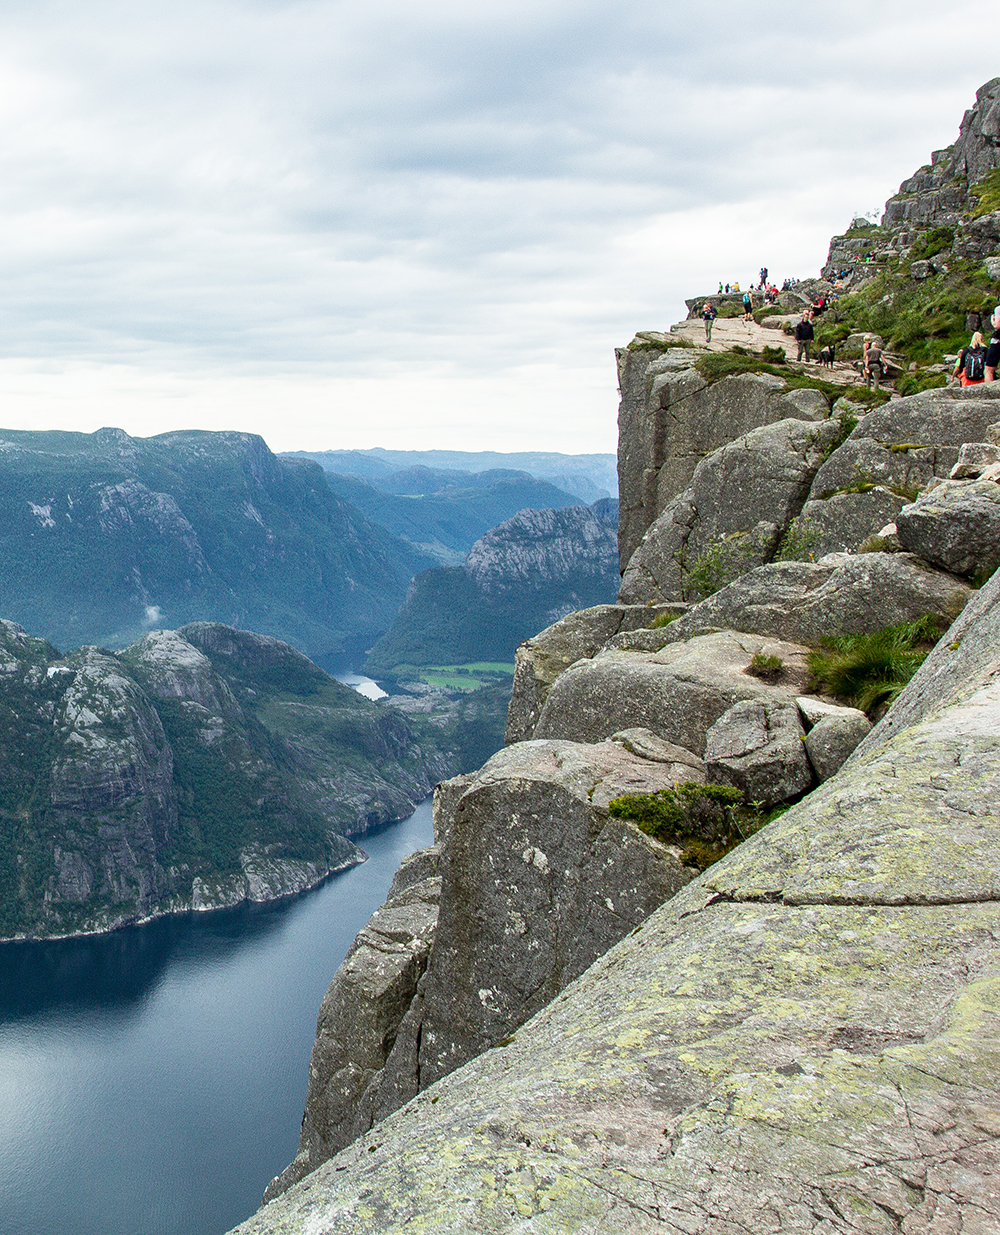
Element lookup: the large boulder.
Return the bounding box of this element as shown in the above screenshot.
[896,477,1000,578]
[366,739,701,1114]
[532,630,812,751]
[655,552,972,648]
[781,487,909,559]
[703,698,812,806]
[619,417,841,603]
[803,705,872,782]
[807,387,1000,509]
[505,602,686,744]
[233,566,1000,1235]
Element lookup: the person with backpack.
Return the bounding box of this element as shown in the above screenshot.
[953,331,986,386]
[743,289,753,322]
[795,311,814,362]
[701,301,717,343]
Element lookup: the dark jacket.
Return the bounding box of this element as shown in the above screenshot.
[795,319,814,341]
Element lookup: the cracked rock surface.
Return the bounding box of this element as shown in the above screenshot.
[234,560,1000,1235]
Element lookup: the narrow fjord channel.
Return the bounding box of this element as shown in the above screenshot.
[0,798,434,1235]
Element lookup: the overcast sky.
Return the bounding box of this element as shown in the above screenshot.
[0,1,995,454]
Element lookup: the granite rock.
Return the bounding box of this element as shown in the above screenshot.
[533,630,811,752]
[703,698,812,806]
[505,602,686,744]
[655,552,972,647]
[619,417,840,603]
[896,477,1000,577]
[235,564,1000,1235]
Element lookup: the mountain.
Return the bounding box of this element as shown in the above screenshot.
[365,499,619,674]
[0,620,455,940]
[285,448,618,503]
[0,427,432,659]
[316,468,590,565]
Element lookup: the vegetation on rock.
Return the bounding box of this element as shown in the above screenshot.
[806,613,946,716]
[0,621,457,939]
[607,782,770,869]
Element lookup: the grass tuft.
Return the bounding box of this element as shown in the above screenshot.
[806,614,946,717]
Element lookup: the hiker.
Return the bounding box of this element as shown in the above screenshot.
[862,336,885,388]
[718,282,723,294]
[701,301,717,343]
[795,311,814,362]
[725,282,730,294]
[953,331,986,386]
[743,288,753,321]
[984,308,1000,383]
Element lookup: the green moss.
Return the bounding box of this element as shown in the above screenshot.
[747,652,784,681]
[648,612,680,629]
[626,335,695,352]
[774,522,819,563]
[684,529,773,600]
[695,352,784,382]
[608,783,781,870]
[907,226,955,262]
[894,373,948,398]
[809,260,994,366]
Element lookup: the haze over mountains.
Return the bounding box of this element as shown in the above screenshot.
[285,449,618,505]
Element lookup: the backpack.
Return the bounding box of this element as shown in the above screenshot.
[965,346,986,381]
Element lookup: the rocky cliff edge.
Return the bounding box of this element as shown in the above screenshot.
[232,537,1000,1235]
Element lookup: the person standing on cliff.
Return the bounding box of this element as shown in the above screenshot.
[795,311,814,362]
[702,301,717,342]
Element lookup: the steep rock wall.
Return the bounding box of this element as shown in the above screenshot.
[233,553,1000,1235]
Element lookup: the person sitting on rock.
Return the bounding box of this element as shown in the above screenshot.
[795,312,814,362]
[953,331,986,386]
[701,301,717,343]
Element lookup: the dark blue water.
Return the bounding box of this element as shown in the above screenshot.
[0,800,434,1235]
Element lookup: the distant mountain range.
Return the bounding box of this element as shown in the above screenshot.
[317,468,587,565]
[284,449,618,504]
[0,428,431,659]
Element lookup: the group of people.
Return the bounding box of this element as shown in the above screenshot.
[952,307,1000,386]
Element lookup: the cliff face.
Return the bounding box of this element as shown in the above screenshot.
[0,621,454,940]
[237,539,1000,1235]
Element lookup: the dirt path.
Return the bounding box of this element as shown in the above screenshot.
[671,313,869,391]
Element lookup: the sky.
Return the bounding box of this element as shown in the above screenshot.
[0,1,996,455]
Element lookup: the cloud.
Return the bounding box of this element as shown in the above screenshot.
[0,0,994,450]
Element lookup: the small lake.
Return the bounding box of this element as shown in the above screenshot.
[0,800,434,1235]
